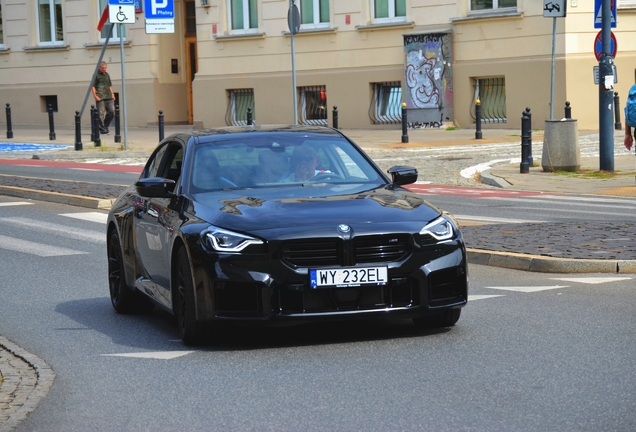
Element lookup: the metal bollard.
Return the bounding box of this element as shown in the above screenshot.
[401,103,409,143]
[114,102,121,143]
[247,107,253,126]
[92,106,101,147]
[90,105,97,142]
[520,111,530,173]
[74,110,83,151]
[47,104,56,140]
[158,110,165,141]
[525,107,533,166]
[475,99,483,139]
[6,103,13,139]
[332,106,338,129]
[614,92,622,130]
[564,101,571,119]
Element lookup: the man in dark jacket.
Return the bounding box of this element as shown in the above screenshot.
[92,61,116,135]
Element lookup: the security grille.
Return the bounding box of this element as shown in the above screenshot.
[369,82,402,124]
[472,77,506,124]
[298,86,328,126]
[225,89,255,126]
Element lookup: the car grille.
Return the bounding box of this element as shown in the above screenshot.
[428,266,467,306]
[281,235,411,267]
[278,277,419,314]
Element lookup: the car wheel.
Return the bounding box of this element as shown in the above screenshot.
[175,247,209,345]
[413,309,461,329]
[108,230,137,313]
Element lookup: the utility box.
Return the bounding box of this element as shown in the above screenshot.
[542,119,580,172]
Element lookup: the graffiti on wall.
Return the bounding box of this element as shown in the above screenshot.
[403,33,453,127]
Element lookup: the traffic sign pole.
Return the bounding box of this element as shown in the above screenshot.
[599,0,614,172]
[120,23,128,150]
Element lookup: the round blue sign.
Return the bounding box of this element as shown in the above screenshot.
[594,30,617,61]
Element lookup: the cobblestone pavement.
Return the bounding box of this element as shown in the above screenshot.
[0,337,55,432]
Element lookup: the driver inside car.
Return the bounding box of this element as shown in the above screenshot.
[281,145,331,182]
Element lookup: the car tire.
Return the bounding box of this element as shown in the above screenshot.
[413,309,461,329]
[108,230,142,313]
[175,247,209,345]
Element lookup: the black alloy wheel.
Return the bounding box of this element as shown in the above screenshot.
[108,230,136,313]
[175,247,209,345]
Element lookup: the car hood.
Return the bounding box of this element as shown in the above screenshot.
[189,184,442,232]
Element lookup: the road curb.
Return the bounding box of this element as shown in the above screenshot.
[467,248,636,273]
[32,151,151,161]
[0,337,55,432]
[0,185,115,210]
[478,169,511,189]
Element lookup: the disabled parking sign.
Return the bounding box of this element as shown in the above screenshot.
[108,0,135,24]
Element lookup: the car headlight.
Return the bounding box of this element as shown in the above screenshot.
[201,227,263,252]
[420,216,455,241]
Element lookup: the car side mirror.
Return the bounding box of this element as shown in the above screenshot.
[135,177,176,198]
[387,166,418,186]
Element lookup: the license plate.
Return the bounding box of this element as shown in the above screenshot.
[310,267,388,288]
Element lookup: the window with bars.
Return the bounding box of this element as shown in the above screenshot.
[225,89,255,126]
[298,86,328,126]
[372,0,406,23]
[228,0,258,33]
[469,0,516,13]
[369,82,402,124]
[472,77,506,124]
[299,0,329,28]
[38,0,64,45]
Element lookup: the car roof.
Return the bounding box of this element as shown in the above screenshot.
[174,125,343,143]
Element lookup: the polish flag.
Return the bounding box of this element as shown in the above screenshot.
[97,5,109,32]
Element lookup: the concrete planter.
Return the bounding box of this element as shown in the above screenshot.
[541,119,580,172]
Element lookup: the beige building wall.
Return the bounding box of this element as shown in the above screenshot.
[1,0,635,130]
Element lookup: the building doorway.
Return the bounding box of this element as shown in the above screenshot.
[184,0,197,124]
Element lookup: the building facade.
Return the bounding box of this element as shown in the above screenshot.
[0,0,635,130]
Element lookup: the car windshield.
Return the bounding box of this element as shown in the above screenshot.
[189,135,385,192]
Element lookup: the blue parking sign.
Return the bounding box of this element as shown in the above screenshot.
[144,0,174,19]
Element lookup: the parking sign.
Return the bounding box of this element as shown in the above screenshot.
[144,0,174,19]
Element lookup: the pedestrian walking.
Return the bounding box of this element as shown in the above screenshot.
[623,84,636,151]
[92,61,115,135]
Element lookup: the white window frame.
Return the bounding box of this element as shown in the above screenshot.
[98,0,126,42]
[370,0,406,24]
[299,0,330,30]
[619,0,636,8]
[227,0,258,34]
[468,0,517,14]
[37,0,64,46]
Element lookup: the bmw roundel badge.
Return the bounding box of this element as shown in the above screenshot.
[337,224,351,233]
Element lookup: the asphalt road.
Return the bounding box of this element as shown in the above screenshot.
[1,197,635,431]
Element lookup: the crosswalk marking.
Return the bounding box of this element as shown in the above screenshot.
[60,212,108,224]
[485,285,569,293]
[101,351,195,360]
[551,277,633,284]
[468,295,505,301]
[0,201,34,207]
[0,217,104,243]
[0,234,87,257]
[454,214,544,224]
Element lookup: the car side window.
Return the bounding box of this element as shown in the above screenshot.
[145,144,169,179]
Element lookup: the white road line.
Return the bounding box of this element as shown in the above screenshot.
[70,168,101,171]
[101,351,195,360]
[551,277,634,284]
[454,214,543,224]
[0,217,104,243]
[485,285,569,293]
[0,234,87,257]
[60,212,108,224]
[468,295,505,301]
[0,202,34,207]
[483,196,636,210]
